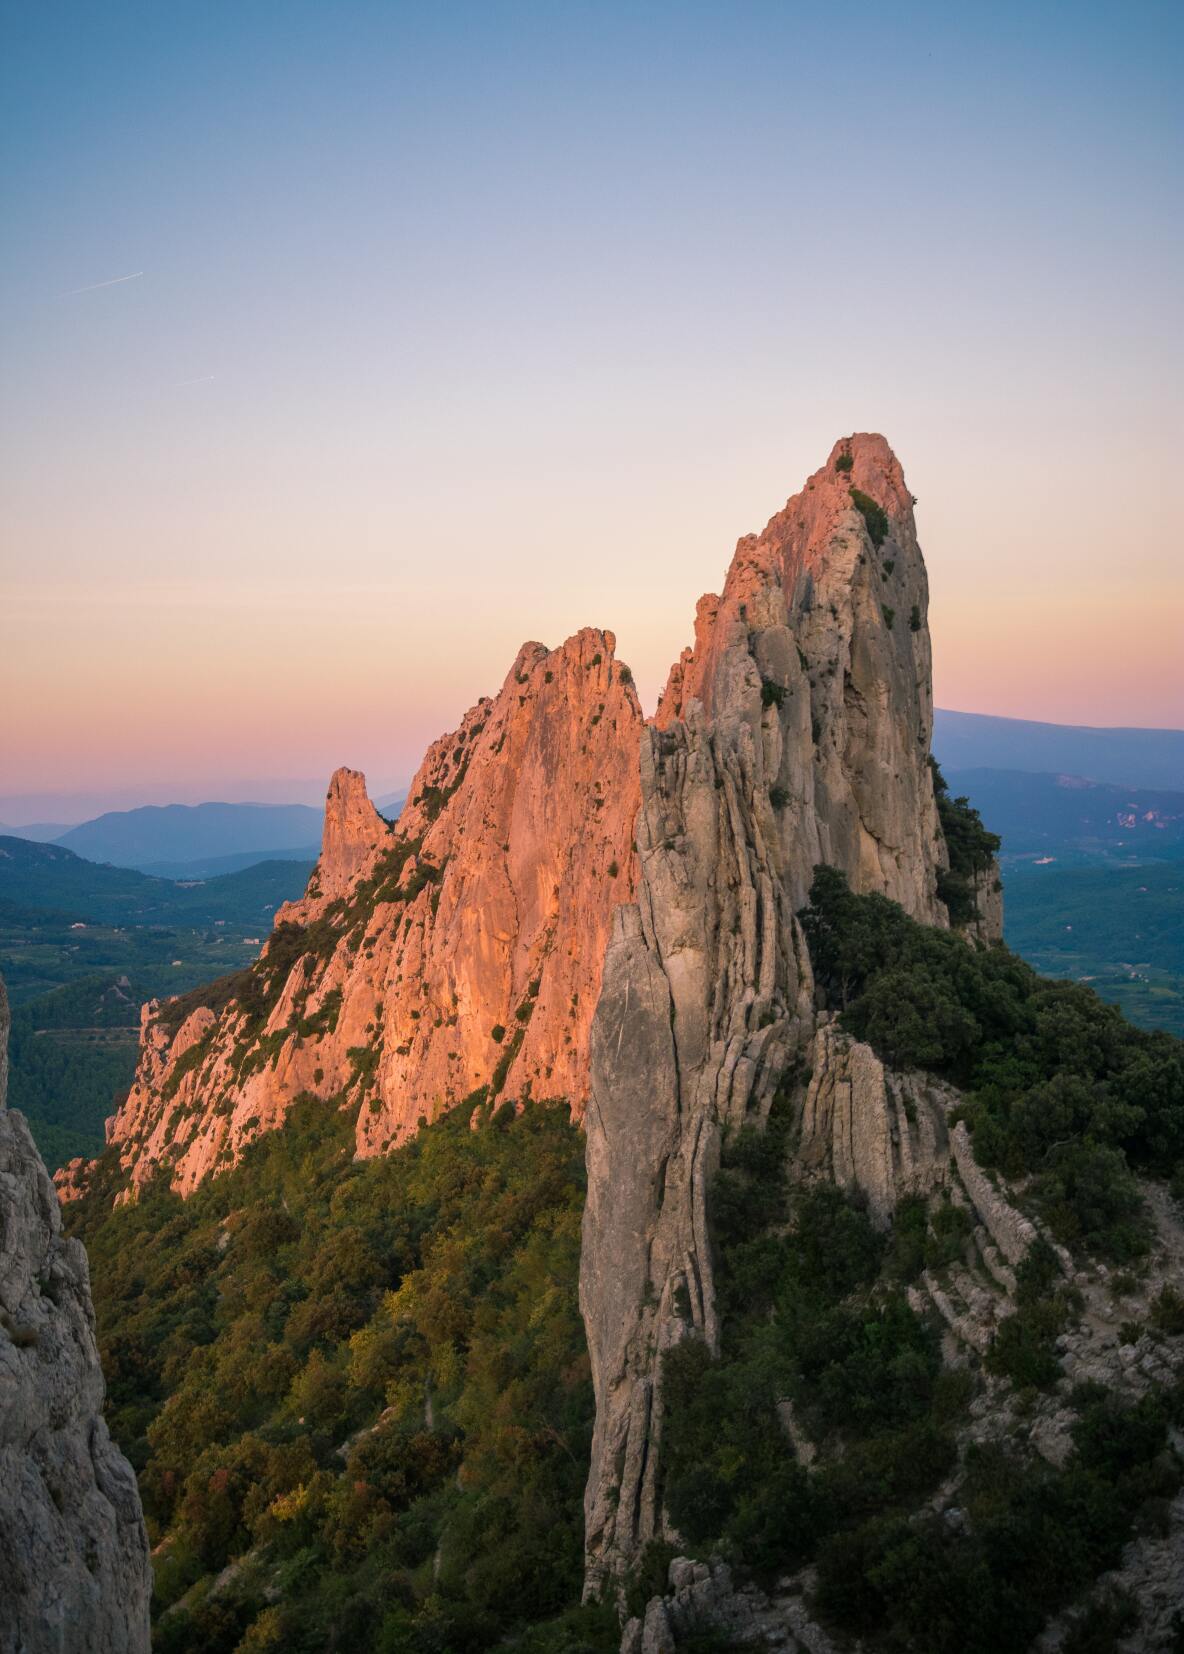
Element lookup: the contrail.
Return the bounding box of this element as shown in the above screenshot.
[175,374,215,386]
[62,271,144,296]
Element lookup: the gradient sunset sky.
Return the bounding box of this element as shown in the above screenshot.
[2,1,1181,817]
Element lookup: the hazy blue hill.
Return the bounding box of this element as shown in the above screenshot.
[0,820,75,842]
[0,835,312,929]
[934,709,1183,790]
[946,768,1184,867]
[138,843,321,878]
[55,800,324,870]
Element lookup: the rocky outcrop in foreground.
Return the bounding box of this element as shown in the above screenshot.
[0,976,151,1651]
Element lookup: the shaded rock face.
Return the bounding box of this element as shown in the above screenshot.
[98,628,642,1195]
[966,863,1004,945]
[580,435,964,1591]
[0,977,151,1652]
[797,1019,952,1227]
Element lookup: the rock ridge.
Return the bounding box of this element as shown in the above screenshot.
[71,436,994,1228]
[91,627,642,1195]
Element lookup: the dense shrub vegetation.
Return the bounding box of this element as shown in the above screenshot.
[663,1114,964,1585]
[659,925,1184,1649]
[799,865,1184,1260]
[849,487,888,547]
[811,1383,1183,1653]
[663,1116,1184,1649]
[68,1095,616,1654]
[930,761,1002,926]
[5,974,142,1163]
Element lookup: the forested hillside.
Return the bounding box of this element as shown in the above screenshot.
[0,840,313,1166]
[65,879,1184,1651]
[68,1096,615,1654]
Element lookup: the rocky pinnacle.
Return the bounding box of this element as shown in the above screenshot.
[579,434,975,1591]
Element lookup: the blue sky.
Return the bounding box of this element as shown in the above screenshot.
[2,1,1181,809]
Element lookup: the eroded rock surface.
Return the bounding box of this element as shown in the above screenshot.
[92,628,641,1196]
[580,435,997,1593]
[797,1019,952,1226]
[0,976,151,1652]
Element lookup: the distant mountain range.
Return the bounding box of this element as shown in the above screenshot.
[0,792,407,877]
[933,709,1183,790]
[3,711,1179,881]
[0,820,75,842]
[945,768,1184,868]
[53,802,325,871]
[136,845,323,879]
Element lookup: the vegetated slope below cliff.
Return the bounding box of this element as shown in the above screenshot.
[632,870,1184,1654]
[64,876,1184,1654]
[66,1093,618,1654]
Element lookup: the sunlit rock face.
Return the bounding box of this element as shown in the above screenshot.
[0,975,152,1652]
[579,435,973,1591]
[92,627,642,1196]
[73,438,990,1302]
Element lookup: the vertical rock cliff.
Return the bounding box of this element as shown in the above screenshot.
[96,627,642,1196]
[0,975,152,1651]
[580,435,987,1591]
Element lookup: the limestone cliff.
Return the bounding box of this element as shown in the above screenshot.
[655,434,950,920]
[94,628,641,1195]
[72,436,992,1230]
[0,976,152,1652]
[580,434,986,1591]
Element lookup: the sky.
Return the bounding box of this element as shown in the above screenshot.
[2,0,1181,819]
